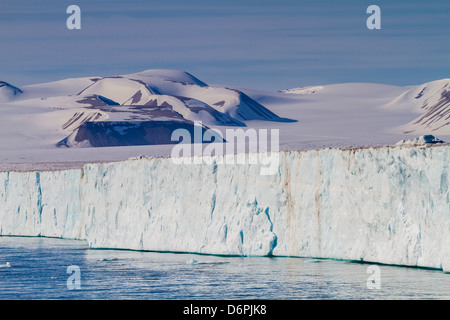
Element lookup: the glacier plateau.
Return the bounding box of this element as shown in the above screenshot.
[0,144,449,271]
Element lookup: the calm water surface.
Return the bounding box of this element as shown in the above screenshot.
[0,236,448,300]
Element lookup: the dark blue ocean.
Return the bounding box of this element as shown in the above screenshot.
[0,236,448,300]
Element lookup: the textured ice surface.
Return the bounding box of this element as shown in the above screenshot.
[0,144,448,271]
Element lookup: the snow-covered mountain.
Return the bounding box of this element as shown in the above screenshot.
[382,79,450,135]
[0,71,449,165]
[0,81,23,100]
[0,70,293,148]
[280,80,450,137]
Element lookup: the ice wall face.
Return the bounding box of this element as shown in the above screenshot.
[0,145,449,271]
[275,147,449,270]
[0,170,84,240]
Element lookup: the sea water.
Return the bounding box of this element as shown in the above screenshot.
[0,236,448,300]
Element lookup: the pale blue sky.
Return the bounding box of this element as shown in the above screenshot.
[0,0,449,90]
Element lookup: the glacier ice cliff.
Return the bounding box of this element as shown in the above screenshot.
[0,144,449,271]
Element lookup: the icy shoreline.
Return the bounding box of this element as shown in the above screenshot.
[0,144,448,271]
